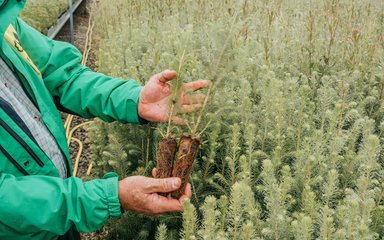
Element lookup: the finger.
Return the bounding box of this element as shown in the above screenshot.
[182,80,210,92]
[152,196,183,213]
[181,93,206,105]
[181,104,203,114]
[182,183,192,199]
[179,185,192,206]
[171,116,187,126]
[157,70,177,84]
[145,177,181,193]
[152,168,157,178]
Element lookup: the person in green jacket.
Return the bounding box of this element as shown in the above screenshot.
[0,0,209,239]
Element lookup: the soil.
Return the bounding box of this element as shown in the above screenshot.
[156,137,177,179]
[171,136,200,199]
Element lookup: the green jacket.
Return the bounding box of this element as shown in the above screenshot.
[0,0,142,239]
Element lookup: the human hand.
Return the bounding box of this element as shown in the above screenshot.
[118,173,192,215]
[138,70,210,124]
[151,168,192,199]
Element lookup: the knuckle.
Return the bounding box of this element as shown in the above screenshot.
[149,200,161,214]
[160,72,166,78]
[162,179,170,191]
[143,179,155,191]
[152,207,161,215]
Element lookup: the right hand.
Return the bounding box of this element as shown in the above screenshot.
[118,175,192,215]
[138,69,210,125]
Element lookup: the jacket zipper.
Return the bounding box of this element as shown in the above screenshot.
[0,118,44,167]
[0,144,29,175]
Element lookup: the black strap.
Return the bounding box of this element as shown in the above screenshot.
[57,227,81,240]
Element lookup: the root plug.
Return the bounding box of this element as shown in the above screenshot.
[171,136,200,199]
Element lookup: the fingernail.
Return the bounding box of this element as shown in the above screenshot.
[172,179,180,189]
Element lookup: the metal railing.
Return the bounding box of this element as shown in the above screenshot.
[47,0,84,40]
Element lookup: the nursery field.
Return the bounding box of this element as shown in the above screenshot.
[87,0,384,239]
[21,0,69,34]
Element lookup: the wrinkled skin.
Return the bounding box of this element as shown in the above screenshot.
[118,168,192,215]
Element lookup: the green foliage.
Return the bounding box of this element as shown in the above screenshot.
[261,161,293,239]
[228,181,260,239]
[102,211,157,240]
[198,196,221,239]
[88,0,384,239]
[155,224,168,240]
[20,0,69,34]
[181,200,198,240]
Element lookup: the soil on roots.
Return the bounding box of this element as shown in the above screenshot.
[171,136,200,199]
[156,137,177,179]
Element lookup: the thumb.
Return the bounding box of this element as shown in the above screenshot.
[156,70,177,84]
[146,177,181,193]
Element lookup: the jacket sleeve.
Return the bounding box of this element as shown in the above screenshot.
[14,18,142,123]
[0,172,121,237]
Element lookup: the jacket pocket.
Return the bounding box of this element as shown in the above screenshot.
[0,117,44,167]
[0,144,29,175]
[0,96,37,144]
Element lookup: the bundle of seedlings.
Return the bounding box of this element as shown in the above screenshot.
[155,133,201,198]
[154,53,208,199]
[155,27,231,198]
[154,54,185,185]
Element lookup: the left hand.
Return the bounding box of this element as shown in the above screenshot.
[138,70,210,124]
[117,168,192,216]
